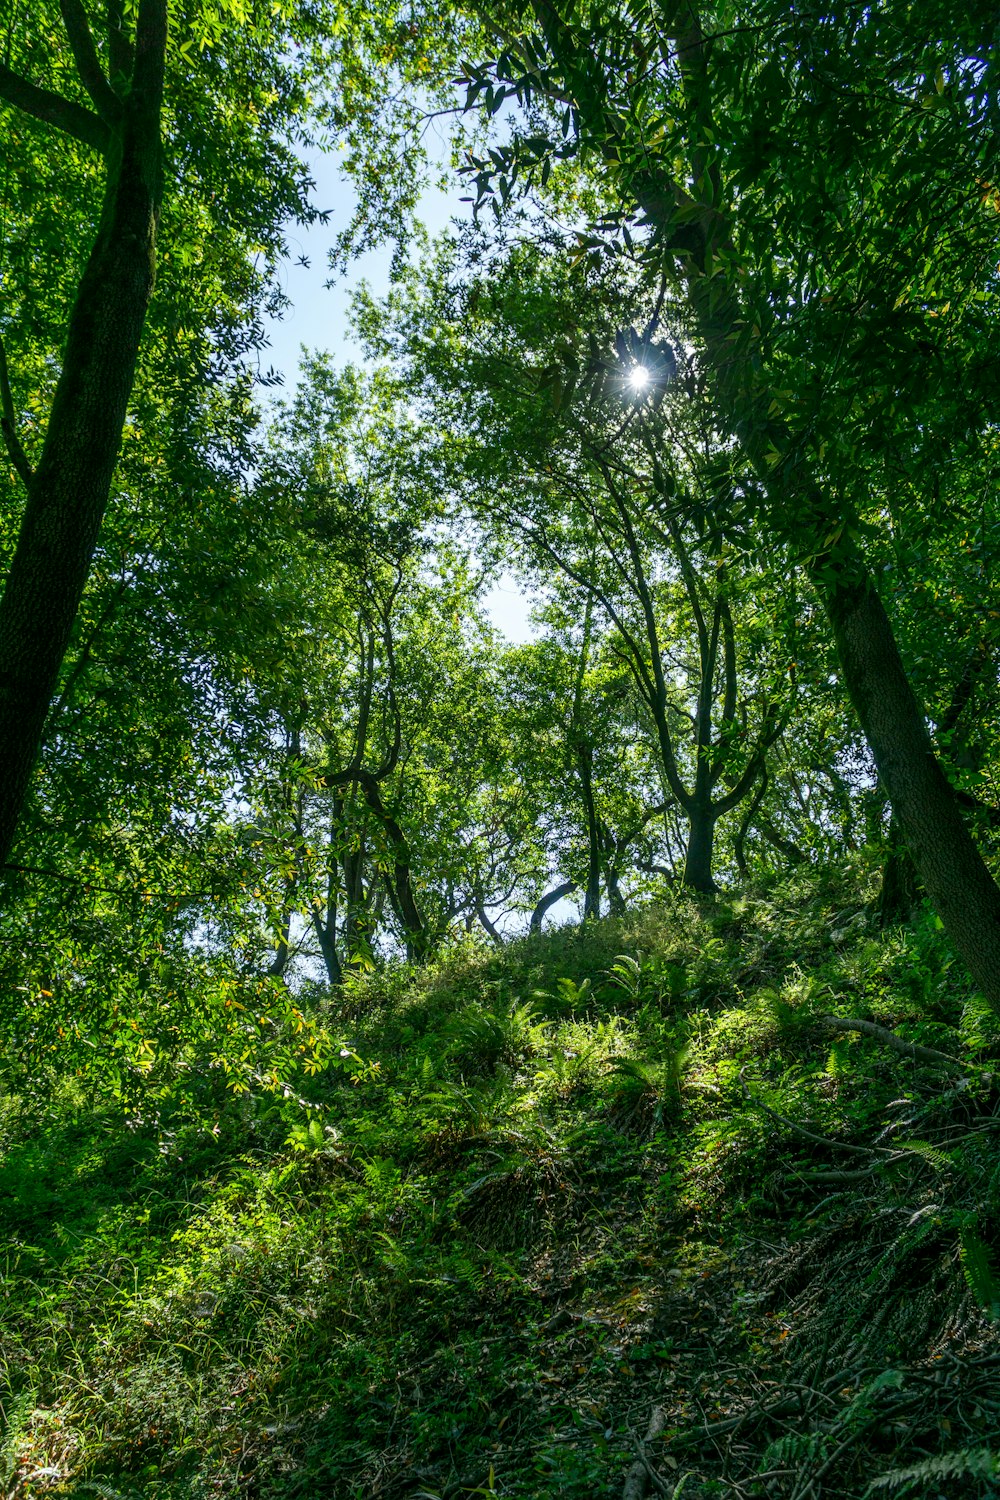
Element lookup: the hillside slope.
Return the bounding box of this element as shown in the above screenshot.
[2,863,999,1498]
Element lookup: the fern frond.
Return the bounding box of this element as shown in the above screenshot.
[893,1138,953,1172]
[959,1226,1000,1318]
[867,1446,997,1491]
[761,1431,826,1469]
[608,954,642,999]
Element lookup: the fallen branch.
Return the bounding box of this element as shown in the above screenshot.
[821,1016,964,1071]
[623,1406,667,1500]
[671,1395,802,1447]
[741,1073,891,1156]
[786,1164,886,1186]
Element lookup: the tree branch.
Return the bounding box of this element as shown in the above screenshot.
[0,62,110,151]
[714,750,763,817]
[718,593,737,726]
[106,0,134,90]
[820,1016,964,1072]
[59,0,123,125]
[474,891,504,946]
[0,332,32,489]
[733,766,767,877]
[530,879,577,932]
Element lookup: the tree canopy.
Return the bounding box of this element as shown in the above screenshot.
[1,2,1000,1496]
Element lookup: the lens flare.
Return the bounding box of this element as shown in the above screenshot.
[628,364,651,391]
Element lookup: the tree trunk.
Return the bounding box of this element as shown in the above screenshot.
[341,840,368,965]
[312,911,343,986]
[328,769,430,961]
[822,569,1000,993]
[683,802,717,893]
[575,740,602,919]
[876,817,921,928]
[0,0,167,870]
[605,863,627,915]
[268,910,292,978]
[530,879,577,932]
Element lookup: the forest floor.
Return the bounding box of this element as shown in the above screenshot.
[1,863,1000,1499]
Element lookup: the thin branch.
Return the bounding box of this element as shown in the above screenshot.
[741,1073,893,1155]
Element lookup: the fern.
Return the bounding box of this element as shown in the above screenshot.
[893,1138,954,1173]
[446,997,546,1074]
[606,1045,690,1127]
[825,1038,854,1078]
[415,1052,438,1092]
[553,975,593,1011]
[843,1368,905,1429]
[0,1389,34,1487]
[533,1042,596,1094]
[751,986,809,1036]
[608,954,642,1000]
[867,1446,997,1491]
[959,1226,1000,1319]
[760,1431,827,1469]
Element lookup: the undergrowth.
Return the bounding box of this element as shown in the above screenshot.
[1,862,998,1498]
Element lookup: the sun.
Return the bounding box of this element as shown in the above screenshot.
[628,364,651,391]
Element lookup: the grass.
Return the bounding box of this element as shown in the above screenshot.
[1,861,999,1498]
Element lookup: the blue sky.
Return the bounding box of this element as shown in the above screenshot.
[259,147,537,645]
[259,149,577,930]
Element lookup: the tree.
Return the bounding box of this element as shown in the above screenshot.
[232,358,550,976]
[500,602,669,919]
[379,238,794,891]
[0,0,170,870]
[0,0,428,873]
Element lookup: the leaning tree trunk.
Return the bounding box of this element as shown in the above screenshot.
[513,0,1000,1002]
[530,879,578,932]
[822,569,1000,983]
[0,0,167,870]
